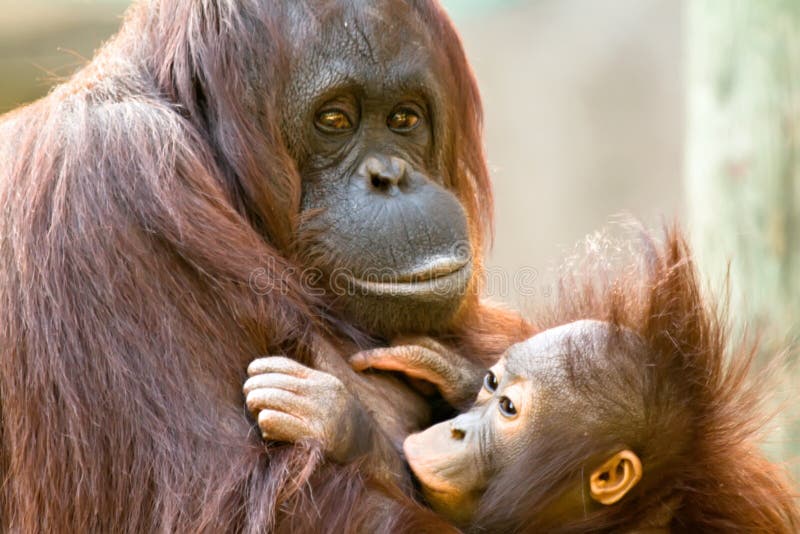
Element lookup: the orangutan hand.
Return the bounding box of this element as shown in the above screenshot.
[244,356,375,464]
[349,337,484,410]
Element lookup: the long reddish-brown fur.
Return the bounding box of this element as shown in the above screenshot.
[474,226,800,533]
[0,1,530,532]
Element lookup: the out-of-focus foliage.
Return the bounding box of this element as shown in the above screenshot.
[0,1,128,112]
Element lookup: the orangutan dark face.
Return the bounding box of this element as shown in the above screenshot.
[282,1,473,336]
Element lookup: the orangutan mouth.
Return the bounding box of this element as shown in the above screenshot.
[343,257,473,298]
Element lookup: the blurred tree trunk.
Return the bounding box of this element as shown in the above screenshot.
[686,1,800,482]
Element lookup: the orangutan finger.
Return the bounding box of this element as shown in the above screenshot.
[391,336,451,355]
[349,347,452,387]
[247,356,312,378]
[257,409,314,443]
[246,387,314,417]
[243,373,310,396]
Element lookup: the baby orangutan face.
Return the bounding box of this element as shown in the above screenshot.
[403,320,643,525]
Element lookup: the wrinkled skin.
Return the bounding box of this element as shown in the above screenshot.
[351,336,486,409]
[244,357,377,465]
[283,1,474,336]
[403,321,605,522]
[357,321,642,527]
[245,336,485,480]
[245,2,479,480]
[347,232,800,533]
[0,0,534,530]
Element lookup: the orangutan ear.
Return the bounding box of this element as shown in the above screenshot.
[589,450,643,505]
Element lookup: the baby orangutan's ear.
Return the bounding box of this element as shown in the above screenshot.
[589,450,643,505]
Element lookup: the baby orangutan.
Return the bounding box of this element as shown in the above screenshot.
[352,228,800,532]
[398,320,647,527]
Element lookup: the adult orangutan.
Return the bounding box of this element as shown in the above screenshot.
[0,0,531,532]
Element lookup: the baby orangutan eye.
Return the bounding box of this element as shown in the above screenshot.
[483,371,498,393]
[498,396,517,418]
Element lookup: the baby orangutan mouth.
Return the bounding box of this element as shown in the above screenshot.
[403,422,483,523]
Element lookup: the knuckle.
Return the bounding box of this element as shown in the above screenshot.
[355,349,375,361]
[246,390,266,407]
[268,355,295,366]
[247,358,269,376]
[247,355,287,375]
[243,375,265,394]
[317,371,341,388]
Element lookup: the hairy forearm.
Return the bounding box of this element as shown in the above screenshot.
[341,402,412,490]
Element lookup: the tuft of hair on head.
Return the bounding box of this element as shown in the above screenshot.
[473,222,800,534]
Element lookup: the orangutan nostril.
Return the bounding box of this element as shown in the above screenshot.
[451,427,465,440]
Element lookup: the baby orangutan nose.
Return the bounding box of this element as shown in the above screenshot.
[447,412,478,441]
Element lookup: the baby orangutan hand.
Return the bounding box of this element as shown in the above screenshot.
[244,356,374,464]
[349,337,484,410]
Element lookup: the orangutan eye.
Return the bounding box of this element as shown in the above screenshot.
[483,371,498,393]
[387,107,421,132]
[498,396,517,418]
[315,109,354,132]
